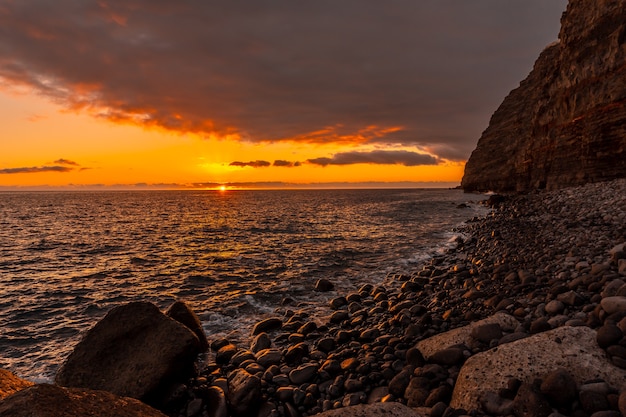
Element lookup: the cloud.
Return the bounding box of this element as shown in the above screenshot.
[0,1,567,160]
[307,150,438,167]
[53,158,80,166]
[0,165,74,174]
[229,160,271,168]
[273,160,301,167]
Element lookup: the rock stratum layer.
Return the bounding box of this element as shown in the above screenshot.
[462,0,626,192]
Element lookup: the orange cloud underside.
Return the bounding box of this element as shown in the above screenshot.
[0,90,464,188]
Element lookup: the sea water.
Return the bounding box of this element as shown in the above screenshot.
[0,189,486,381]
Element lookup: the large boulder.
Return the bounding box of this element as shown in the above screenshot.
[416,312,519,359]
[451,326,626,412]
[55,301,201,406]
[166,300,209,351]
[0,384,167,417]
[0,369,33,400]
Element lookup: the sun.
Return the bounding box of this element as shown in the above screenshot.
[219,185,227,192]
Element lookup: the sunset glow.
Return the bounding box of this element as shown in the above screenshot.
[0,1,567,190]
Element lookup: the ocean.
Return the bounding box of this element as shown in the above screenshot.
[0,188,487,382]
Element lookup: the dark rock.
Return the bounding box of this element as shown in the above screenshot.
[425,385,452,407]
[579,382,611,414]
[226,369,261,416]
[203,386,228,417]
[252,318,282,335]
[288,363,318,385]
[540,368,578,408]
[597,324,623,348]
[470,323,503,344]
[388,368,412,397]
[0,384,167,417]
[250,332,271,353]
[315,278,335,292]
[430,347,465,366]
[317,337,335,353]
[405,347,425,367]
[512,382,552,417]
[55,302,201,406]
[255,349,282,368]
[618,390,626,416]
[403,376,430,407]
[529,317,552,334]
[165,301,209,351]
[480,391,514,416]
[215,344,238,365]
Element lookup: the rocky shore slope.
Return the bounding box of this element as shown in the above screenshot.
[1,178,626,416]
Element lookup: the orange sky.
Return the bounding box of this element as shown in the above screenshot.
[0,1,566,190]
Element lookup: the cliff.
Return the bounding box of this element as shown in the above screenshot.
[462,0,626,193]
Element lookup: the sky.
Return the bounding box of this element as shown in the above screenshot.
[0,1,568,190]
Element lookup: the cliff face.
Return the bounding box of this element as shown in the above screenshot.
[462,0,626,193]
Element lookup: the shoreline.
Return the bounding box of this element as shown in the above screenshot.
[3,178,626,416]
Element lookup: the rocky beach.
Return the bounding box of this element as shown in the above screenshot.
[2,178,626,416]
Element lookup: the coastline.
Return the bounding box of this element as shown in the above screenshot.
[2,178,626,416]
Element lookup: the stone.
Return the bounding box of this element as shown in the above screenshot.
[461,0,626,192]
[451,326,626,412]
[204,386,228,417]
[313,402,427,417]
[165,300,209,351]
[470,323,503,343]
[251,317,282,335]
[430,347,465,366]
[602,297,626,315]
[597,324,623,348]
[250,332,271,353]
[388,368,413,397]
[479,391,514,416]
[544,300,565,315]
[0,369,33,401]
[215,344,238,364]
[540,368,578,408]
[255,349,283,368]
[0,384,167,417]
[511,382,552,417]
[403,377,430,407]
[226,369,261,416]
[618,390,626,416]
[416,313,518,359]
[315,278,335,292]
[288,363,318,385]
[55,301,201,406]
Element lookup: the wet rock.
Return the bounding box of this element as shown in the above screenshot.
[405,347,425,367]
[0,369,33,401]
[0,384,167,417]
[289,363,318,385]
[55,301,201,406]
[544,300,565,315]
[166,301,209,351]
[215,344,238,365]
[255,349,283,368]
[204,386,228,417]
[252,318,283,335]
[451,326,626,412]
[250,332,271,353]
[227,369,261,416]
[315,278,335,292]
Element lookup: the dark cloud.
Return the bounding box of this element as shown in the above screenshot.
[0,165,74,174]
[0,1,567,160]
[229,160,272,168]
[273,160,301,167]
[53,158,80,166]
[307,150,438,167]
